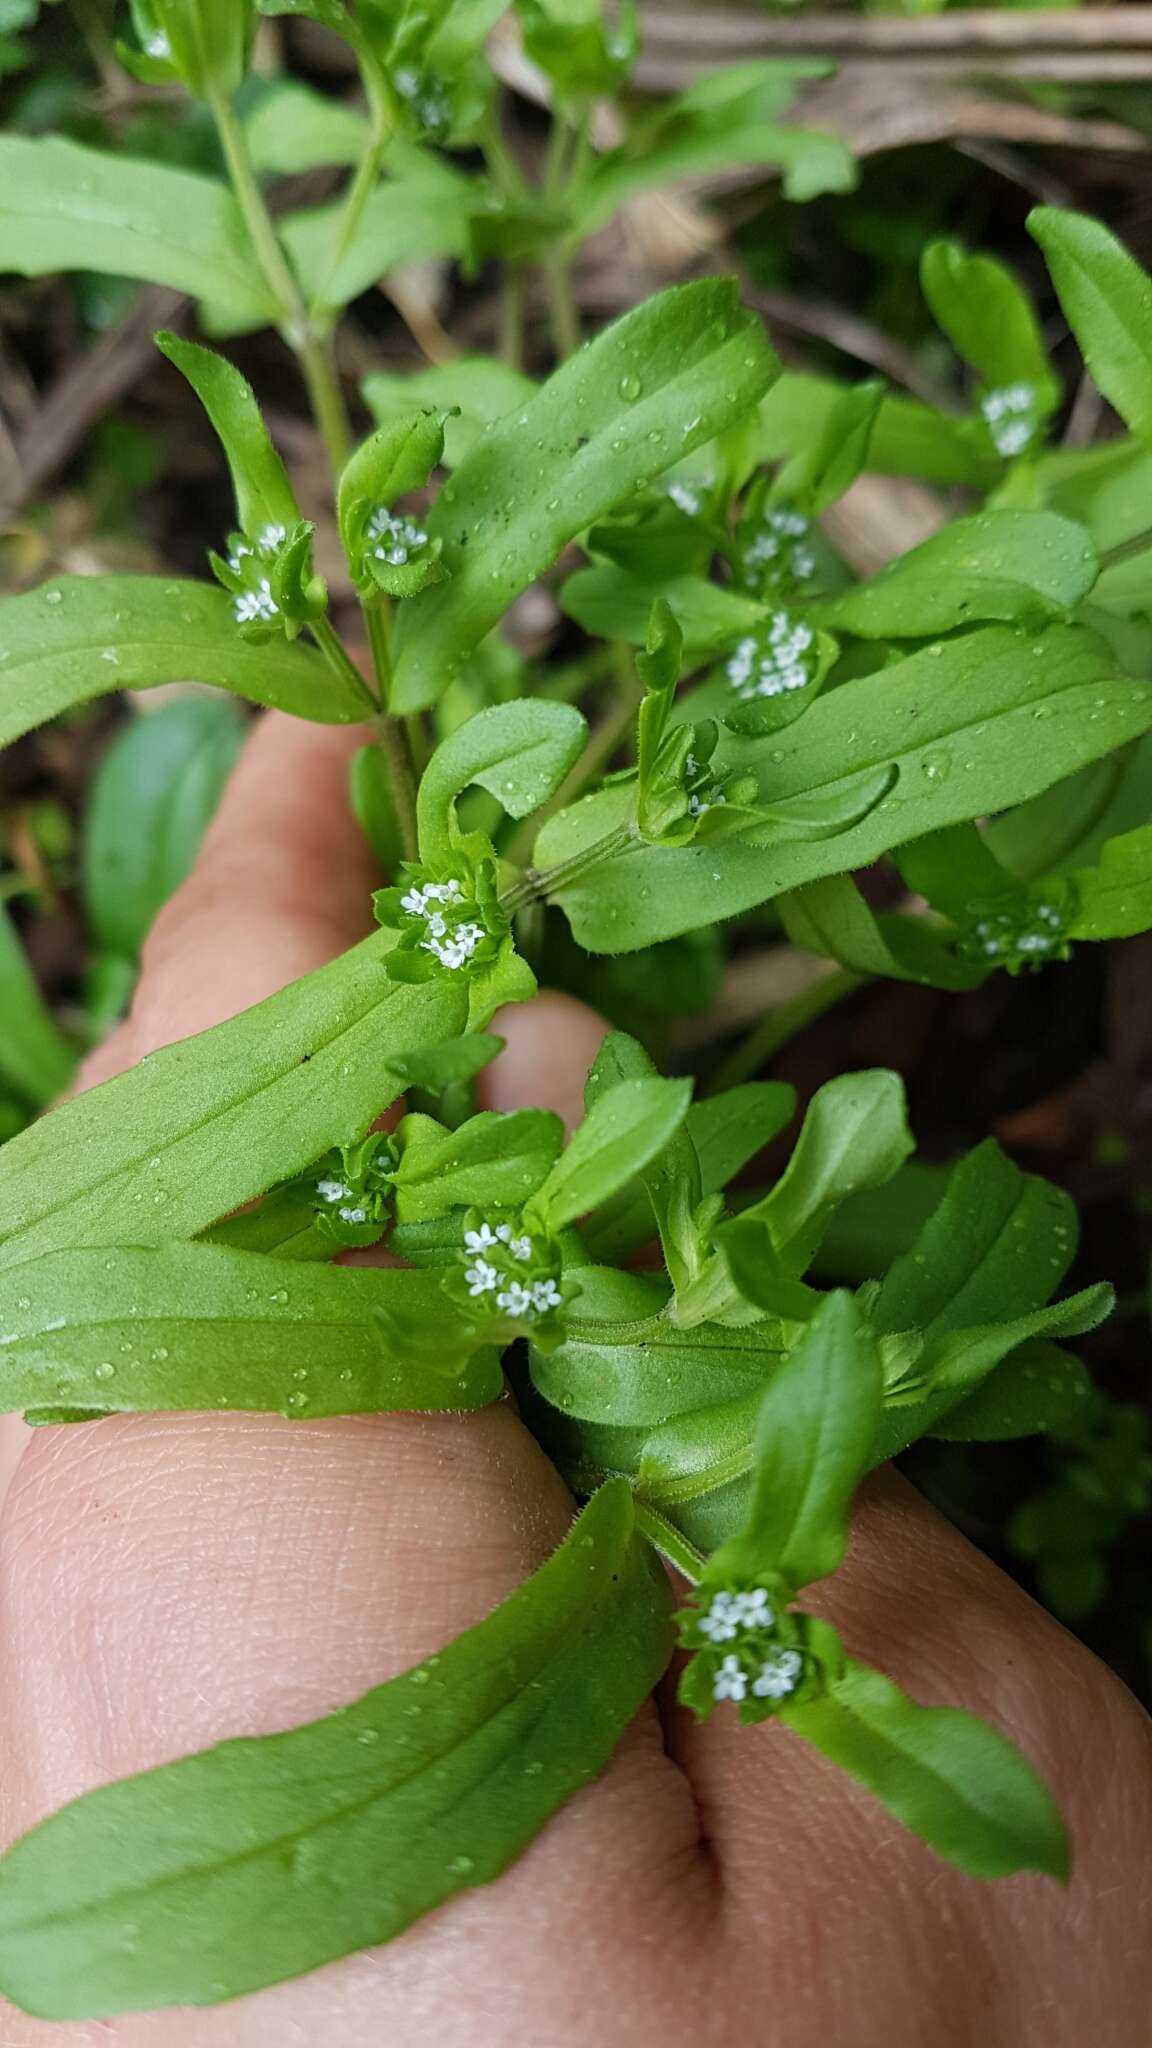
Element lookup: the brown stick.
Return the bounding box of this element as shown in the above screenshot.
[642,6,1152,57]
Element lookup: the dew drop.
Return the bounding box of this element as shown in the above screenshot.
[269,1288,289,1305]
[920,748,951,783]
[357,1727,380,1745]
[617,373,641,401]
[94,1362,116,1381]
[44,589,63,606]
[151,1346,169,1363]
[16,1295,30,1311]
[524,1760,544,1776]
[449,1855,475,1876]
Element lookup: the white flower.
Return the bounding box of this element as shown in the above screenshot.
[421,921,484,971]
[734,1587,775,1628]
[510,1234,534,1262]
[726,612,814,701]
[257,522,288,553]
[367,506,428,568]
[144,29,171,58]
[699,1592,742,1643]
[496,1280,536,1318]
[464,1223,501,1254]
[338,1205,368,1225]
[530,1278,562,1314]
[227,541,254,573]
[234,580,279,625]
[980,384,1037,458]
[465,1258,499,1297]
[316,1178,351,1205]
[667,481,702,517]
[713,1655,748,1704]
[401,885,431,915]
[752,1649,803,1700]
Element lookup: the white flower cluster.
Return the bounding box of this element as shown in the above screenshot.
[400,878,486,971]
[726,612,815,700]
[966,899,1068,968]
[698,1587,776,1641]
[682,751,727,822]
[229,525,290,625]
[144,30,172,58]
[393,67,452,136]
[980,383,1038,459]
[315,1177,369,1227]
[713,1648,804,1704]
[667,481,703,517]
[367,506,428,568]
[743,506,817,590]
[463,1221,562,1319]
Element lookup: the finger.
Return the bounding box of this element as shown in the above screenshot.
[480,991,609,1131]
[2,925,702,2048]
[77,711,378,1083]
[676,1467,1152,2042]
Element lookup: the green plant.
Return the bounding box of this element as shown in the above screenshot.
[1,0,1150,2020]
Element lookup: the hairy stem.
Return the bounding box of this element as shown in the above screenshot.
[504,652,642,866]
[210,88,352,471]
[500,820,636,912]
[632,1503,706,1584]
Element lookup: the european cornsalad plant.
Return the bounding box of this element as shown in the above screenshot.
[3,0,1152,2021]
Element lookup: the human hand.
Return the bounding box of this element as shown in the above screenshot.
[2,715,1149,2048]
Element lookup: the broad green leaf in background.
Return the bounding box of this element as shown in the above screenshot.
[560,566,766,654]
[749,1070,913,1276]
[0,579,369,750]
[0,1244,500,1419]
[281,179,471,317]
[531,1076,693,1232]
[82,698,246,966]
[416,698,587,859]
[539,623,1152,953]
[710,1291,882,1588]
[0,905,74,1108]
[757,372,997,490]
[156,334,300,539]
[1030,208,1152,447]
[821,512,1097,639]
[784,1659,1069,1880]
[389,279,780,710]
[777,874,985,991]
[0,137,273,329]
[0,1481,671,2019]
[246,76,371,169]
[0,934,466,1273]
[364,357,538,467]
[933,1338,1091,1445]
[1069,824,1152,939]
[920,240,1059,407]
[773,377,882,513]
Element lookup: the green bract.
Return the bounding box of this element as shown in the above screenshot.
[0,5,1143,2015]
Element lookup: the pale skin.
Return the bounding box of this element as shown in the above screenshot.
[1,714,1150,2048]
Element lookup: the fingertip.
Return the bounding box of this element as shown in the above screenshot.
[481,991,610,1129]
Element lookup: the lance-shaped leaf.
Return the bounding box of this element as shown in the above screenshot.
[416,699,587,861]
[530,1076,693,1232]
[389,279,780,711]
[561,565,767,654]
[0,137,274,328]
[0,1481,671,2019]
[390,1107,564,1223]
[1069,823,1152,939]
[538,623,1152,953]
[777,874,984,991]
[0,1244,500,1420]
[338,411,447,548]
[0,579,369,750]
[364,356,537,468]
[1030,208,1152,447]
[0,905,75,1108]
[710,1291,882,1590]
[783,1659,1068,1881]
[774,378,883,513]
[921,240,1059,408]
[156,333,299,541]
[748,1070,914,1277]
[821,511,1097,639]
[0,934,466,1274]
[934,1338,1091,1444]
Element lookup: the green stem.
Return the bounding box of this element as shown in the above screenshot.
[632,1502,705,1583]
[209,87,352,472]
[363,602,419,860]
[504,653,642,867]
[500,819,635,914]
[706,966,867,1095]
[545,251,580,360]
[310,614,379,712]
[1098,527,1152,572]
[500,261,526,372]
[309,71,393,331]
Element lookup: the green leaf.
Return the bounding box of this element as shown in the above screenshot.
[0,933,467,1273]
[1030,208,1152,446]
[538,623,1152,953]
[246,77,371,170]
[1069,823,1152,939]
[921,240,1058,405]
[774,378,883,513]
[156,333,299,541]
[0,1480,671,2019]
[389,279,780,711]
[279,180,470,323]
[560,566,766,654]
[82,699,245,964]
[0,905,74,1107]
[777,873,984,991]
[936,1339,1091,1444]
[338,412,446,543]
[532,1077,693,1233]
[784,1658,1068,1880]
[391,1107,563,1222]
[872,1139,1077,1338]
[713,1292,882,1588]
[748,1070,913,1276]
[364,357,537,468]
[0,1243,500,1419]
[0,578,369,749]
[416,699,587,861]
[757,372,996,490]
[821,512,1097,639]
[0,137,273,328]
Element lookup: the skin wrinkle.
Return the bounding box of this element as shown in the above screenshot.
[1,713,1150,2047]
